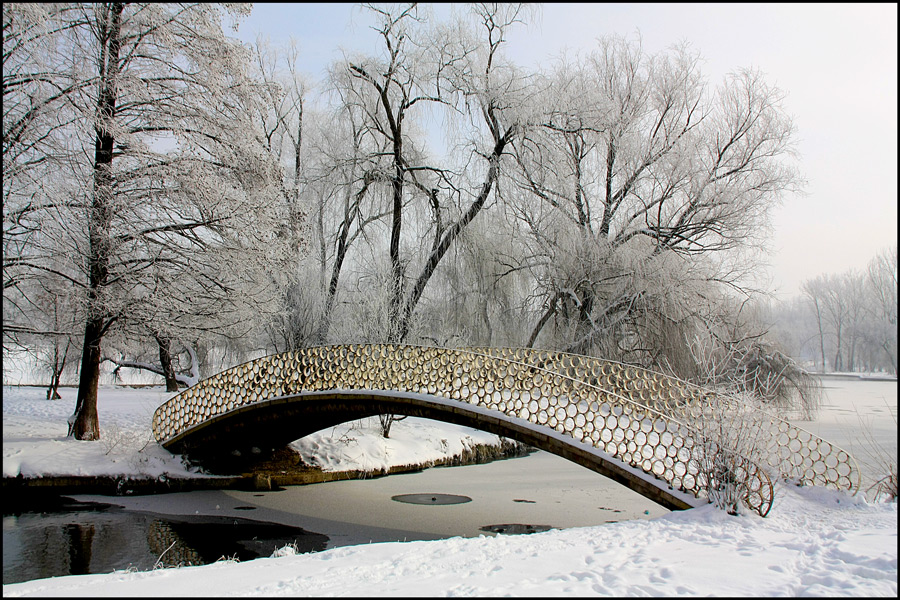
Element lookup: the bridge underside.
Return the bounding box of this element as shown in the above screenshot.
[166,389,702,512]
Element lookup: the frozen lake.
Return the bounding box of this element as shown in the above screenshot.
[78,448,668,552]
[3,375,894,584]
[68,375,896,548]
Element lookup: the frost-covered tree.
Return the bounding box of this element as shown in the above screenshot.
[245,38,321,352]
[3,4,89,354]
[238,5,538,354]
[302,3,533,436]
[414,217,530,347]
[508,35,799,372]
[3,3,290,439]
[802,273,853,372]
[327,3,528,344]
[864,246,897,373]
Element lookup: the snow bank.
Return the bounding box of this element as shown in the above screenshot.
[2,386,515,480]
[290,415,512,473]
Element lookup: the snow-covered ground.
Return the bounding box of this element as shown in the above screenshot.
[2,384,897,596]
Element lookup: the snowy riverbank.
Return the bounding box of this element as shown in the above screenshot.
[3,384,897,596]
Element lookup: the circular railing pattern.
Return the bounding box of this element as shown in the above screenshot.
[469,347,859,494]
[152,344,859,517]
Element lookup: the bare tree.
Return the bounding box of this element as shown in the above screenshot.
[329,3,528,344]
[794,249,896,376]
[247,37,321,352]
[865,246,898,373]
[687,300,822,419]
[801,277,829,372]
[305,3,533,436]
[2,4,93,194]
[306,97,386,346]
[802,272,856,372]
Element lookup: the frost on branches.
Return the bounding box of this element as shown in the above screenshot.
[3,3,291,438]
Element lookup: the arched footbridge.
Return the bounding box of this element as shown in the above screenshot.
[152,345,859,517]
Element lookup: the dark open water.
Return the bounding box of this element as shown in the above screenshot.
[2,495,326,585]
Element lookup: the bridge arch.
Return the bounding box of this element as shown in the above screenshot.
[152,344,859,517]
[161,388,702,511]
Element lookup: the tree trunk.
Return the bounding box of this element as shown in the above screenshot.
[378,413,407,438]
[813,300,826,372]
[388,145,404,341]
[882,340,897,375]
[70,2,124,441]
[833,322,843,372]
[528,292,562,348]
[156,335,179,392]
[396,138,509,341]
[574,286,596,354]
[47,339,69,400]
[70,317,103,440]
[318,175,373,343]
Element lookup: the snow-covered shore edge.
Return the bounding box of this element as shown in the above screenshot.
[3,437,532,503]
[4,482,896,598]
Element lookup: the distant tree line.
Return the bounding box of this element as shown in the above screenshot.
[769,246,897,375]
[4,3,815,439]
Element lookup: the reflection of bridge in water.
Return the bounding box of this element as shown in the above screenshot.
[152,345,860,517]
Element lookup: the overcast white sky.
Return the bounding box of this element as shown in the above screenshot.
[235,3,897,300]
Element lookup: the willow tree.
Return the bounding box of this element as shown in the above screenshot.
[3,3,289,439]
